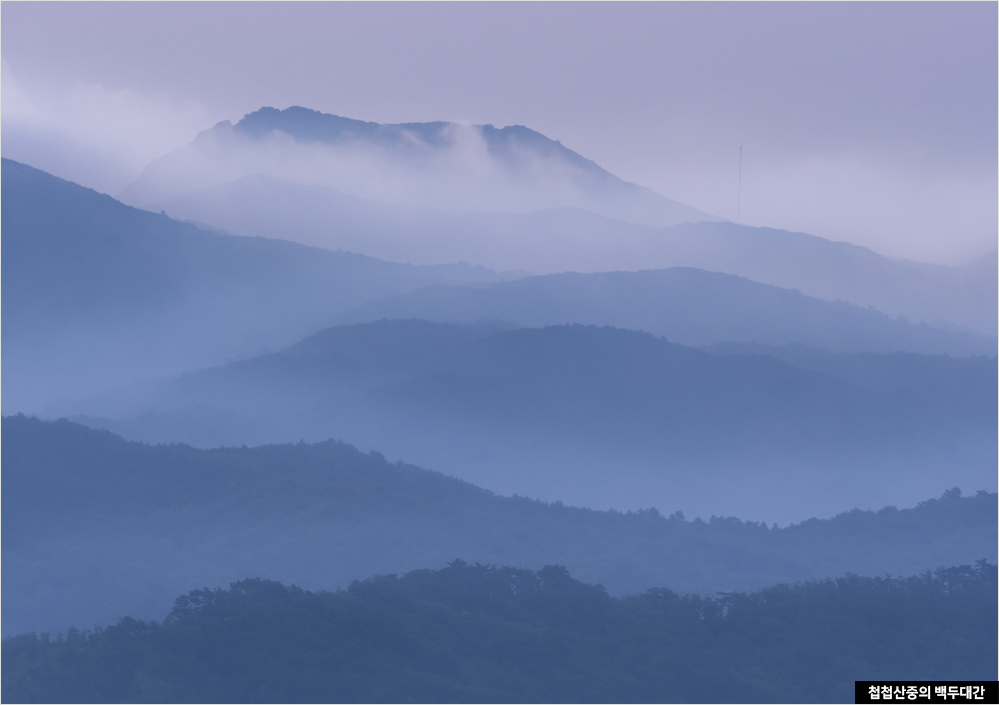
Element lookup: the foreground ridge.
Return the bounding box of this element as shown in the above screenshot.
[3,560,996,704]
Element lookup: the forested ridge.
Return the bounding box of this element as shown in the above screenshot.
[4,560,995,704]
[4,415,995,637]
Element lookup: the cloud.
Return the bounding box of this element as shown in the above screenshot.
[1,60,216,195]
[1,60,36,118]
[121,119,636,218]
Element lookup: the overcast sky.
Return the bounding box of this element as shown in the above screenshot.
[2,2,995,264]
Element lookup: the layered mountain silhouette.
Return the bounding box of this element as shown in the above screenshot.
[5,101,996,700]
[1,158,508,412]
[337,268,996,355]
[6,156,995,519]
[78,320,997,522]
[4,415,995,637]
[8,158,991,416]
[117,107,996,335]
[125,171,999,335]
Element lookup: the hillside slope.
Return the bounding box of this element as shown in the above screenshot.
[338,268,996,355]
[4,415,995,639]
[1,159,506,412]
[75,321,998,521]
[155,185,997,336]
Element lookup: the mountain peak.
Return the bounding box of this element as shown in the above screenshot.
[229,106,594,171]
[120,105,719,240]
[234,106,382,143]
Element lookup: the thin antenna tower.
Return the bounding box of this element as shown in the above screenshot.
[737,145,743,224]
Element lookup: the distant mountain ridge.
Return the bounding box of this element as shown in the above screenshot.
[114,107,995,335]
[235,107,600,172]
[337,267,996,356]
[80,320,997,522]
[121,106,717,228]
[0,158,509,413]
[11,158,990,419]
[130,173,996,335]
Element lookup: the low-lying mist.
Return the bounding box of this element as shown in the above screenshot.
[105,109,997,336]
[120,107,713,228]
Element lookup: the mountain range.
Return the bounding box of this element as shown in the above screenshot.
[2,101,997,695]
[115,107,996,335]
[336,267,995,355]
[1,158,509,412]
[5,154,994,522]
[75,319,997,522]
[4,157,994,419]
[4,415,994,638]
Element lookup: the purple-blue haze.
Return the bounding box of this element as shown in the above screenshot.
[2,1,996,263]
[1,3,996,664]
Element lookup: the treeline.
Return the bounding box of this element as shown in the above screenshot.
[3,560,996,704]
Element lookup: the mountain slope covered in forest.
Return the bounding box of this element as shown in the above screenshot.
[4,561,995,704]
[4,415,994,637]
